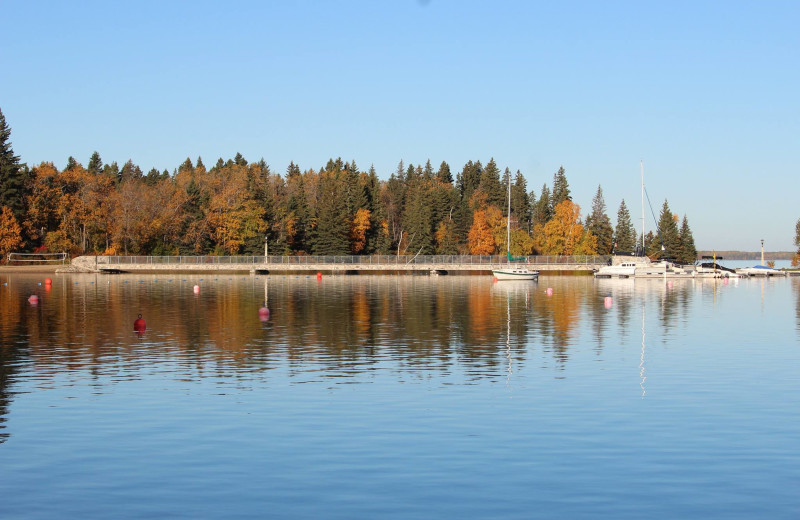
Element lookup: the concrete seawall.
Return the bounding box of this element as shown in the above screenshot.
[63,255,609,274]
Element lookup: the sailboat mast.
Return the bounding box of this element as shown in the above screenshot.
[640,160,645,255]
[506,171,512,254]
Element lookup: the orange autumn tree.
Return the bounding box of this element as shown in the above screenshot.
[0,205,23,262]
[467,209,496,255]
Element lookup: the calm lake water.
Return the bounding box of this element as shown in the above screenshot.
[1,272,798,519]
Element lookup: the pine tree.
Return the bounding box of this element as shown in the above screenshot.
[586,185,614,254]
[88,151,103,175]
[551,166,571,207]
[614,199,637,253]
[0,108,27,223]
[677,215,697,264]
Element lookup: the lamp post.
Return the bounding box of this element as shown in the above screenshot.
[760,239,764,266]
[265,236,269,262]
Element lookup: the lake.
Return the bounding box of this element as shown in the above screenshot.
[1,273,798,519]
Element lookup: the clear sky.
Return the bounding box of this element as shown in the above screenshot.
[2,0,798,251]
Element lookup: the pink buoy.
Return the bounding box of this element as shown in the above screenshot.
[546,288,553,296]
[667,281,674,290]
[28,295,39,305]
[133,314,146,333]
[258,306,270,322]
[193,285,200,294]
[723,277,729,285]
[604,296,613,309]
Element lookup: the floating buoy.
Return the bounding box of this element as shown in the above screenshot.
[604,296,613,309]
[667,281,674,290]
[317,272,322,281]
[493,277,498,282]
[193,285,200,294]
[723,278,729,285]
[38,282,42,286]
[28,294,39,305]
[546,288,554,296]
[45,278,52,285]
[133,314,146,333]
[258,306,270,322]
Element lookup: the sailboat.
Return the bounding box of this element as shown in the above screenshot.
[492,176,539,281]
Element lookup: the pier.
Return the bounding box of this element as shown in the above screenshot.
[65,255,612,274]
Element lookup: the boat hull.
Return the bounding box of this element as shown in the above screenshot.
[492,268,539,281]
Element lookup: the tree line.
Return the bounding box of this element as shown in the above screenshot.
[0,107,698,262]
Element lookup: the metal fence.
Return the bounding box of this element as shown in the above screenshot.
[94,254,611,266]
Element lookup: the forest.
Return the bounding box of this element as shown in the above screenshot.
[0,108,699,263]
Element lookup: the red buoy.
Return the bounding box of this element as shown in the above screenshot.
[316,272,322,281]
[28,295,39,305]
[45,278,52,285]
[134,314,146,333]
[258,306,270,322]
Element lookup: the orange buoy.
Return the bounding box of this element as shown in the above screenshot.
[45,278,52,285]
[133,314,146,333]
[316,272,322,281]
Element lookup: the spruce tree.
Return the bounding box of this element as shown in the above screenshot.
[677,215,697,264]
[532,184,552,225]
[478,158,504,207]
[0,108,26,221]
[551,166,571,207]
[794,218,800,266]
[65,156,78,171]
[510,170,530,232]
[655,199,680,259]
[88,151,103,175]
[312,172,350,255]
[614,199,637,253]
[586,185,614,254]
[436,161,453,184]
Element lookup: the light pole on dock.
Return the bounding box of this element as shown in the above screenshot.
[760,239,764,266]
[265,236,268,261]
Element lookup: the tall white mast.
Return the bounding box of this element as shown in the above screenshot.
[506,171,512,255]
[640,160,645,254]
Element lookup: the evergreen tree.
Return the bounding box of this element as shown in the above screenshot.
[677,215,697,264]
[0,108,27,221]
[478,158,504,207]
[234,152,247,166]
[402,179,434,255]
[65,156,78,171]
[196,156,205,171]
[614,199,637,253]
[456,160,481,200]
[88,151,103,175]
[551,166,571,207]
[312,172,350,255]
[436,161,453,184]
[102,161,120,179]
[793,218,800,266]
[423,159,434,180]
[586,185,614,254]
[510,170,530,232]
[532,184,552,225]
[654,199,680,259]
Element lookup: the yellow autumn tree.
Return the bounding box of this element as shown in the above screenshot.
[0,206,23,262]
[350,208,371,254]
[542,200,586,255]
[467,209,496,255]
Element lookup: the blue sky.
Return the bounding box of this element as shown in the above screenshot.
[2,0,798,250]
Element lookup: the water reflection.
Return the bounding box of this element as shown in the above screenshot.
[1,273,795,442]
